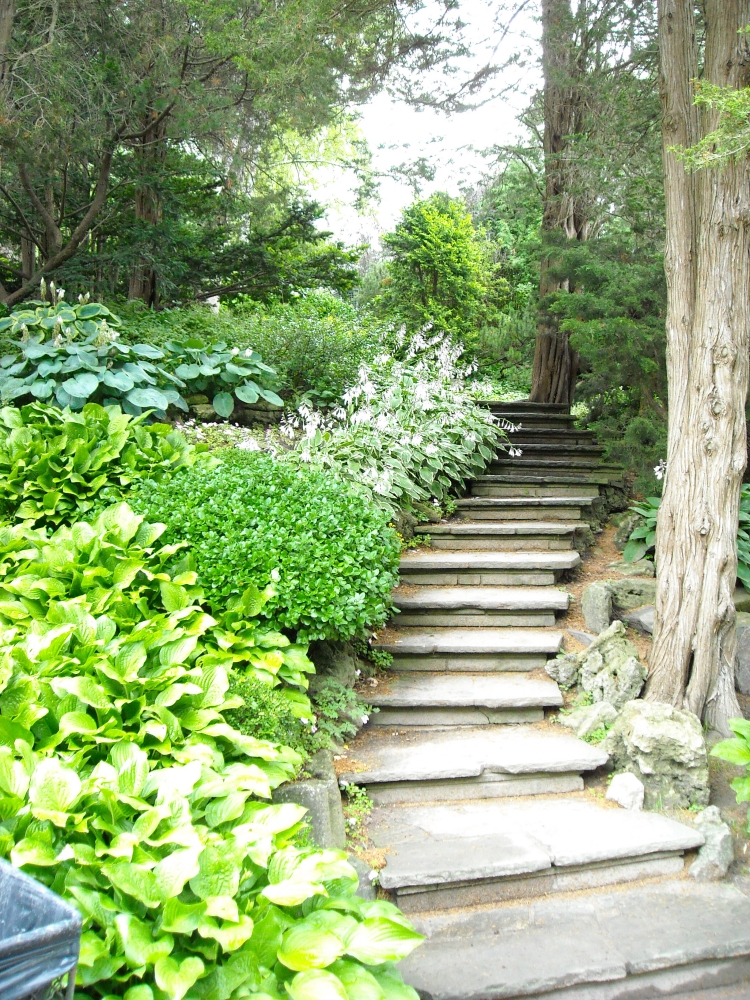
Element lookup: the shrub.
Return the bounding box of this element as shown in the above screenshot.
[0,503,423,998]
[0,402,211,528]
[286,336,507,517]
[131,452,401,641]
[225,673,314,752]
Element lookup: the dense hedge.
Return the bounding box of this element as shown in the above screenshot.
[132,451,400,641]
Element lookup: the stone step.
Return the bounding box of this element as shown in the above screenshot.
[472,482,601,498]
[399,881,750,1000]
[415,521,583,551]
[475,472,619,486]
[374,627,563,672]
[480,400,571,414]
[454,497,594,521]
[398,549,580,586]
[368,672,563,726]
[490,457,616,473]
[338,725,608,804]
[392,585,570,627]
[370,796,704,913]
[501,443,604,459]
[506,431,597,445]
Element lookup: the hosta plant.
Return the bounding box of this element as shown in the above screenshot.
[164,339,283,418]
[712,719,750,822]
[0,503,424,997]
[285,338,507,518]
[624,486,750,587]
[0,402,213,528]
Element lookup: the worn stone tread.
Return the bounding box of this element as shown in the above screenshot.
[339,725,608,785]
[375,627,564,656]
[369,797,703,890]
[369,673,563,709]
[400,882,750,1000]
[399,551,581,571]
[392,585,570,612]
[416,521,583,536]
[456,496,594,509]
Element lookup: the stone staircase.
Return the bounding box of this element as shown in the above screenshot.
[341,401,750,1000]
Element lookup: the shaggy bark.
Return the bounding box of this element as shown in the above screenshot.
[647,0,749,733]
[128,115,168,306]
[530,0,586,406]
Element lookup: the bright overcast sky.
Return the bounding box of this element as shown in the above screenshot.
[317,0,540,245]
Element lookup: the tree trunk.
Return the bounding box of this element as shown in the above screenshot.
[128,115,167,306]
[530,0,587,406]
[646,0,750,734]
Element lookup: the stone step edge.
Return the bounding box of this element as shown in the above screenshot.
[415,521,587,535]
[455,497,595,507]
[374,629,564,655]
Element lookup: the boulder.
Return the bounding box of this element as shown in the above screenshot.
[736,611,750,695]
[606,772,645,811]
[568,629,596,648]
[582,581,613,634]
[273,750,346,848]
[579,621,648,708]
[608,558,655,579]
[735,587,750,613]
[559,701,618,739]
[609,578,657,613]
[623,605,655,636]
[613,512,641,550]
[545,653,580,689]
[603,700,710,810]
[689,806,734,881]
[308,640,360,688]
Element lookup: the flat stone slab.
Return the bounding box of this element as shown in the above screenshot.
[400,882,750,1000]
[376,628,564,656]
[399,551,581,571]
[392,586,570,611]
[370,798,703,890]
[455,496,595,508]
[416,521,582,536]
[339,725,609,785]
[369,673,563,709]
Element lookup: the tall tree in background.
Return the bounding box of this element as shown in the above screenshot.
[529,0,586,405]
[646,0,749,732]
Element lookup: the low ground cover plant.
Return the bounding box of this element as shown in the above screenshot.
[132,452,400,642]
[286,336,507,518]
[0,503,423,998]
[0,402,211,528]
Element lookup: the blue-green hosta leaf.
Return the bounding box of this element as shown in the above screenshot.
[28,379,55,399]
[344,918,424,965]
[102,369,135,392]
[131,343,165,359]
[258,387,283,407]
[287,970,349,1000]
[174,363,201,380]
[28,757,81,825]
[115,912,174,968]
[127,387,170,411]
[212,391,234,418]
[155,955,205,1000]
[62,372,100,399]
[235,382,259,405]
[622,540,647,564]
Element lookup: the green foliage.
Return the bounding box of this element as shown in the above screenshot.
[622,497,660,564]
[310,679,374,746]
[712,718,750,830]
[341,784,373,849]
[131,452,401,641]
[624,486,750,588]
[375,193,510,346]
[290,341,507,518]
[0,289,122,346]
[121,293,385,406]
[0,504,423,997]
[0,294,282,418]
[677,79,750,168]
[224,674,316,756]
[0,402,210,528]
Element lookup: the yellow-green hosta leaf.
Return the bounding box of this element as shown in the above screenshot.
[329,960,386,1000]
[278,921,346,971]
[124,986,154,1000]
[204,895,238,921]
[189,845,241,900]
[204,791,249,828]
[261,879,327,907]
[197,914,255,952]
[51,675,111,710]
[161,898,208,934]
[0,746,30,797]
[28,757,81,825]
[11,837,74,867]
[110,740,150,797]
[115,913,174,968]
[155,955,205,1000]
[78,931,109,969]
[287,970,349,1000]
[369,967,420,1000]
[152,846,203,900]
[344,918,424,965]
[160,581,192,612]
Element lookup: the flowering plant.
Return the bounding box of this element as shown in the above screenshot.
[284,333,508,516]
